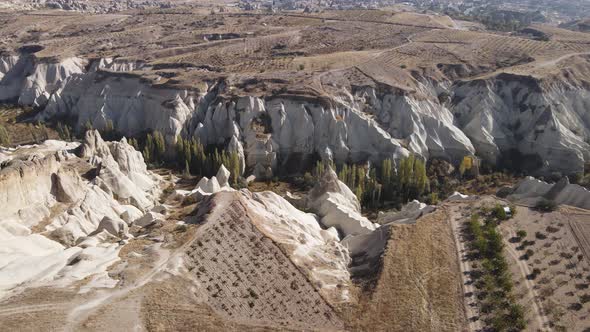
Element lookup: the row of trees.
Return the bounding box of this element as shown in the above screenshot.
[175,136,241,185]
[56,123,73,141]
[142,131,166,164]
[467,213,526,331]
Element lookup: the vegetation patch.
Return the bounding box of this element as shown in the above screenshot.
[465,211,526,331]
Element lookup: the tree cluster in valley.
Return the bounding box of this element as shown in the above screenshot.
[311,154,430,209]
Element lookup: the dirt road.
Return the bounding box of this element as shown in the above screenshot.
[446,203,483,332]
[503,230,552,331]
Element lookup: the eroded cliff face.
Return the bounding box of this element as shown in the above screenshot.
[0,131,162,299]
[0,55,85,107]
[453,76,590,174]
[2,54,590,176]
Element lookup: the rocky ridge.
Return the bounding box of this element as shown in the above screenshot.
[1,53,590,177]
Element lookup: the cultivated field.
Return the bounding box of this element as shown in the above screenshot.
[500,205,590,331]
[183,197,342,330]
[2,7,590,95]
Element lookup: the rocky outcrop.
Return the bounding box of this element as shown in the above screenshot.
[89,57,146,72]
[79,130,158,211]
[38,72,195,145]
[0,131,161,298]
[376,200,436,225]
[0,55,85,106]
[0,154,60,227]
[453,76,590,174]
[186,165,234,202]
[354,85,475,162]
[506,176,590,210]
[3,54,590,176]
[307,167,378,237]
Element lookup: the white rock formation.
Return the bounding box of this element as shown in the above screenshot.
[216,190,352,304]
[447,191,470,201]
[376,200,436,225]
[0,55,85,107]
[355,86,475,162]
[89,57,146,72]
[90,216,130,239]
[134,211,164,228]
[453,75,590,174]
[0,131,161,299]
[507,176,590,210]
[36,69,195,144]
[187,165,234,202]
[307,167,378,237]
[341,225,390,274]
[2,54,589,175]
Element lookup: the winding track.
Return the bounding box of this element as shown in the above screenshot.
[63,242,180,331]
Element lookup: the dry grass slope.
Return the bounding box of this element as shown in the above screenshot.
[350,208,466,332]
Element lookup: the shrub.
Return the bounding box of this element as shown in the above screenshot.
[509,205,517,217]
[506,303,526,330]
[174,224,188,233]
[492,204,509,220]
[427,192,439,205]
[303,172,315,189]
[516,230,527,240]
[569,173,583,184]
[535,231,547,240]
[535,199,557,212]
[56,123,72,141]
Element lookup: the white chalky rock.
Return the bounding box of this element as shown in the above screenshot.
[1,55,588,176]
[447,192,470,201]
[307,167,378,237]
[187,165,235,202]
[508,176,590,210]
[91,216,130,239]
[0,130,160,299]
[216,165,231,187]
[134,211,164,228]
[376,200,436,225]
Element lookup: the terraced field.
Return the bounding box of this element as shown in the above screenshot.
[183,196,343,330]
